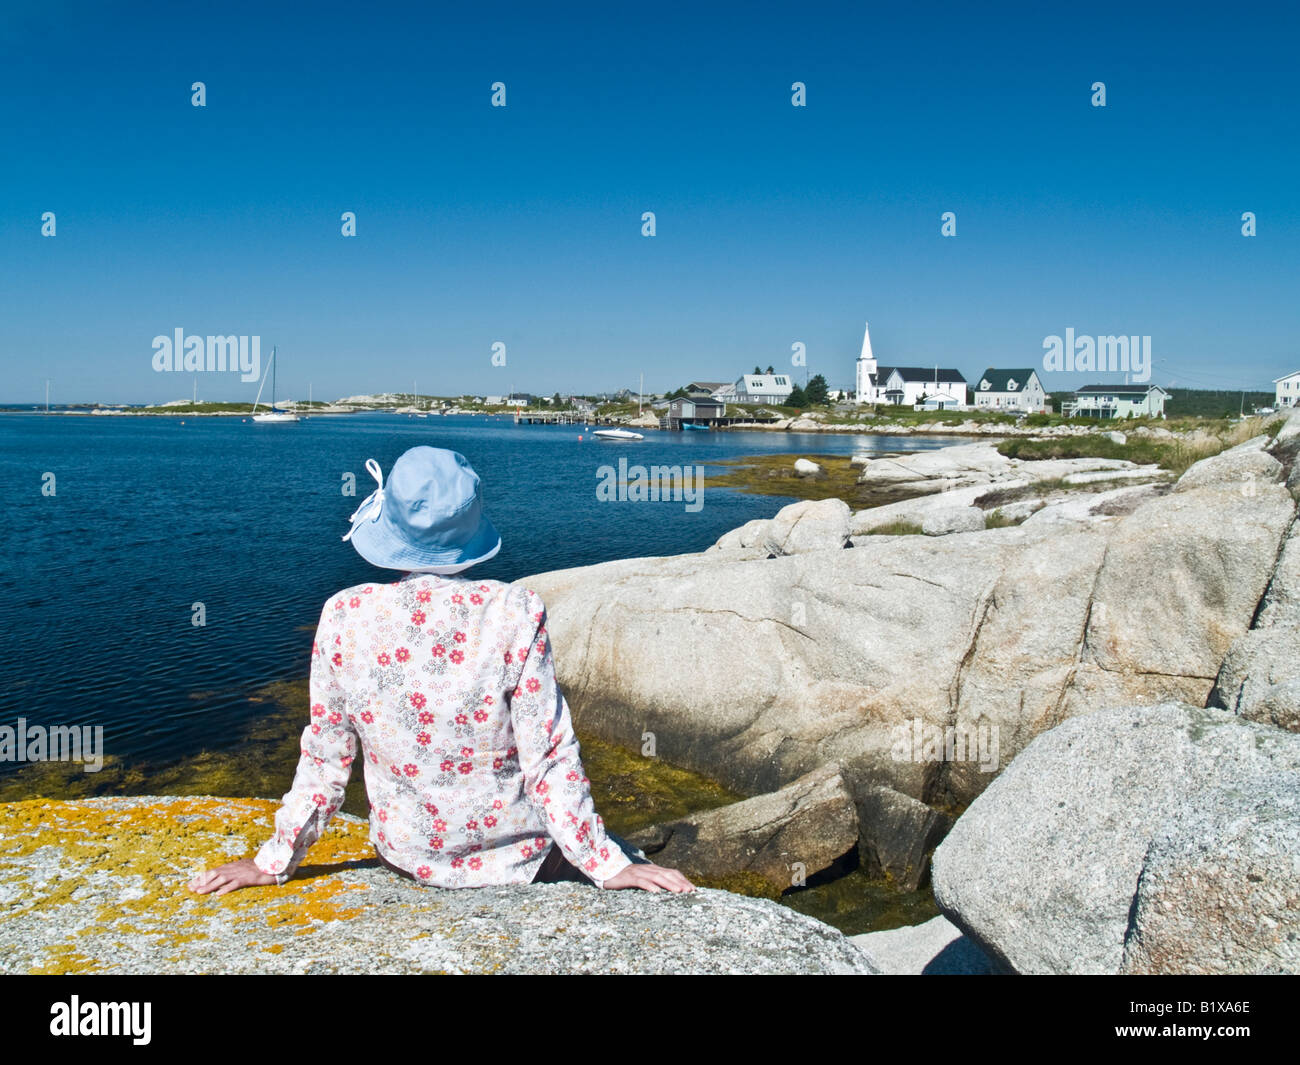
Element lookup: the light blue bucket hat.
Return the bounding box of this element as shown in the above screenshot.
[342,447,501,574]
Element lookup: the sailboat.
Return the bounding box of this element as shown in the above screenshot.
[251,346,300,423]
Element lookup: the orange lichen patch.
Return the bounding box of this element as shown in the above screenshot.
[29,944,102,975]
[0,796,376,956]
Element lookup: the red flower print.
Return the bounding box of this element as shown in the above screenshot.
[474,709,488,723]
[424,802,439,815]
[484,695,494,705]
[430,837,444,850]
[566,771,579,782]
[536,781,549,795]
[334,599,344,610]
[521,846,533,859]
[410,610,426,626]
[376,809,388,822]
[349,596,361,608]
[395,647,410,663]
[403,764,419,777]
[536,640,547,654]
[534,837,547,850]
[390,764,402,776]
[449,649,464,664]
[310,724,321,735]
[453,631,466,644]
[526,678,541,693]
[377,831,386,843]
[466,819,478,830]
[363,586,373,594]
[600,847,609,860]
[468,857,482,871]
[341,755,353,767]
[432,644,446,658]
[368,751,379,763]
[458,762,473,774]
[311,704,325,717]
[493,757,503,769]
[440,759,454,772]
[461,746,473,757]
[584,858,598,872]
[432,819,447,832]
[416,866,431,879]
[451,857,463,868]
[416,590,431,603]
[417,731,431,746]
[512,686,523,699]
[328,712,342,724]
[484,815,497,828]
[377,652,391,666]
[455,713,468,725]
[451,594,464,604]
[470,593,483,605]
[360,710,374,724]
[410,692,427,710]
[492,799,503,810]
[503,651,513,663]
[418,710,435,724]
[331,653,343,666]
[312,793,326,806]
[518,647,529,661]
[479,584,489,591]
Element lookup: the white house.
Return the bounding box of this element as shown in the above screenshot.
[1276,370,1300,408]
[716,373,795,405]
[972,368,1050,412]
[854,321,967,407]
[1066,384,1169,419]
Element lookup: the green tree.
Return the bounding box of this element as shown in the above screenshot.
[805,374,829,405]
[753,365,763,375]
[765,365,775,374]
[786,384,808,408]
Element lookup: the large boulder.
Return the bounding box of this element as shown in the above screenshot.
[625,764,859,894]
[931,703,1300,974]
[1120,777,1300,974]
[0,796,877,975]
[525,474,1293,813]
[711,498,851,556]
[855,785,953,891]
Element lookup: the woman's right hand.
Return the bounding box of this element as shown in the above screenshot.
[602,861,695,893]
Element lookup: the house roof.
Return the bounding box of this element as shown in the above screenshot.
[1075,384,1169,396]
[736,374,794,391]
[876,366,967,384]
[1273,371,1300,382]
[688,381,729,391]
[975,368,1040,392]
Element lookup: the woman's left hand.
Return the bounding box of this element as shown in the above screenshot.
[188,859,277,896]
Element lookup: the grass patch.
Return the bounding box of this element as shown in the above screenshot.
[861,520,925,536]
[997,415,1278,476]
[982,508,1021,529]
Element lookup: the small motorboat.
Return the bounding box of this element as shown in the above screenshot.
[593,428,644,441]
[681,422,709,431]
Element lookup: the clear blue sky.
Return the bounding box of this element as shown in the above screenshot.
[2,0,1297,403]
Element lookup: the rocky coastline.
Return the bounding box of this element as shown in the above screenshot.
[4,412,1297,974]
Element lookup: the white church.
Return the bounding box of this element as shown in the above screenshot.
[854,322,967,408]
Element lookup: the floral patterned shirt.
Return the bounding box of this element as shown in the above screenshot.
[254,574,632,889]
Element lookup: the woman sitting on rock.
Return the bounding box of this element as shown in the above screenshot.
[190,446,693,897]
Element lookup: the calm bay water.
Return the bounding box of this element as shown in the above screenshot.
[0,412,949,773]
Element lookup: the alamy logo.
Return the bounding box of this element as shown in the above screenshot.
[596,459,704,512]
[0,717,103,773]
[50,997,151,1045]
[1042,328,1150,382]
[890,717,999,773]
[151,328,261,382]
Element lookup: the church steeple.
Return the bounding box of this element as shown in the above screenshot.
[855,321,877,403]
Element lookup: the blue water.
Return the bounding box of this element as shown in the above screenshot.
[0,412,950,769]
